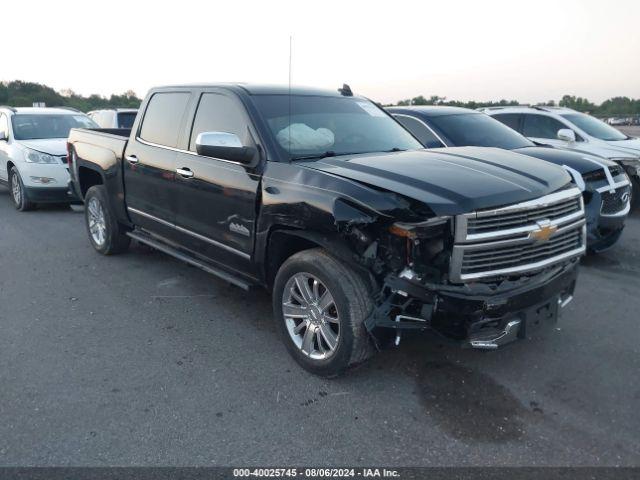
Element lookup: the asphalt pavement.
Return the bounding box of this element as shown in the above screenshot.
[0,186,639,466]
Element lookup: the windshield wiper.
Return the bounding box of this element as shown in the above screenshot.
[290,151,337,161]
[291,148,407,161]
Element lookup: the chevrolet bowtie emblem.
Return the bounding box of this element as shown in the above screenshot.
[531,221,557,242]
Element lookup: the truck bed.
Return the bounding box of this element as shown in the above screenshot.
[68,128,131,167]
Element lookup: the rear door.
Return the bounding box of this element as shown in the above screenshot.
[172,89,261,271]
[123,91,191,240]
[492,113,523,133]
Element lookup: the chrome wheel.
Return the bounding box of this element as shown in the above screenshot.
[87,197,107,246]
[11,173,21,205]
[282,272,340,360]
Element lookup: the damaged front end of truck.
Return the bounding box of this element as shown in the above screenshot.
[335,187,586,350]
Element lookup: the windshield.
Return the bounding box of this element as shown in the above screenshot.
[117,112,137,129]
[560,113,627,141]
[428,113,534,149]
[11,114,98,140]
[252,95,422,159]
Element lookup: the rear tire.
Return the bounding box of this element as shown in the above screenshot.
[273,248,375,377]
[9,167,35,211]
[84,185,130,255]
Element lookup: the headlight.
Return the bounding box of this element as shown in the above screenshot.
[390,216,451,239]
[24,149,59,164]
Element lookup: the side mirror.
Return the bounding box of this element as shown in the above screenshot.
[557,129,576,143]
[195,132,256,164]
[0,131,7,142]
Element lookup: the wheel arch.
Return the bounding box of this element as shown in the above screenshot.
[263,228,376,292]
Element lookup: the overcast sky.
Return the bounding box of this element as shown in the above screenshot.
[4,0,639,104]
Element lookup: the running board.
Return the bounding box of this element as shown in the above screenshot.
[126,230,253,290]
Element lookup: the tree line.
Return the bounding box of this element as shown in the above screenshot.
[2,80,639,117]
[0,80,142,112]
[393,94,640,116]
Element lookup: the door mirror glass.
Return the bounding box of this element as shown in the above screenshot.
[557,128,576,143]
[195,132,256,164]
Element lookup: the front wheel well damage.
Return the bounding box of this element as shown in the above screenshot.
[265,229,376,292]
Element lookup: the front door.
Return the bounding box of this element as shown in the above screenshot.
[172,90,261,273]
[123,91,191,240]
[521,113,578,148]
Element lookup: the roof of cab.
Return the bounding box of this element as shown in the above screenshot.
[387,105,476,117]
[155,83,350,97]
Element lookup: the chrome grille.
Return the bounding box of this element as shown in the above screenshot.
[466,196,581,235]
[460,228,582,276]
[451,188,586,282]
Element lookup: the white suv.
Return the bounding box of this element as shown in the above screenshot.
[481,106,640,205]
[0,106,98,211]
[87,108,138,129]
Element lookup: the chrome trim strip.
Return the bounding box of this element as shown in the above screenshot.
[453,244,585,282]
[127,207,251,259]
[456,218,585,251]
[455,188,583,243]
[463,210,584,243]
[473,187,582,218]
[596,180,630,193]
[135,137,245,166]
[562,165,586,192]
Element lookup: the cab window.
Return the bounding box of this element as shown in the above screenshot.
[522,114,569,139]
[189,93,252,152]
[139,92,191,148]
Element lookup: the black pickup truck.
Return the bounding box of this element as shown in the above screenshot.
[67,84,586,376]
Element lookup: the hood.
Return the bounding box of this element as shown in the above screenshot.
[514,146,615,174]
[602,137,640,157]
[300,147,570,216]
[564,141,640,160]
[17,138,67,156]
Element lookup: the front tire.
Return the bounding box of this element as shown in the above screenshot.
[273,248,375,377]
[84,185,130,255]
[9,167,35,211]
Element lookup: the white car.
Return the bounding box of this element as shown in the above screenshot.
[0,106,98,210]
[481,106,640,205]
[87,108,138,129]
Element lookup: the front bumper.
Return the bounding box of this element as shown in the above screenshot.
[24,185,80,203]
[365,260,579,349]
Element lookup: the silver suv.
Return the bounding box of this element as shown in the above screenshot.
[481,106,640,206]
[0,106,97,210]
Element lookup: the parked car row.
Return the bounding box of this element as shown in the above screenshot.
[387,106,632,252]
[1,86,637,376]
[480,105,640,207]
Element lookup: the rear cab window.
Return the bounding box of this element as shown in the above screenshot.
[139,92,191,147]
[117,112,137,129]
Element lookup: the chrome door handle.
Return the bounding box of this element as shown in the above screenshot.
[125,155,139,164]
[176,167,194,178]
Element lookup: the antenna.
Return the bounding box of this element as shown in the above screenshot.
[288,35,292,158]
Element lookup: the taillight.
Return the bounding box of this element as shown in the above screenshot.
[66,142,73,169]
